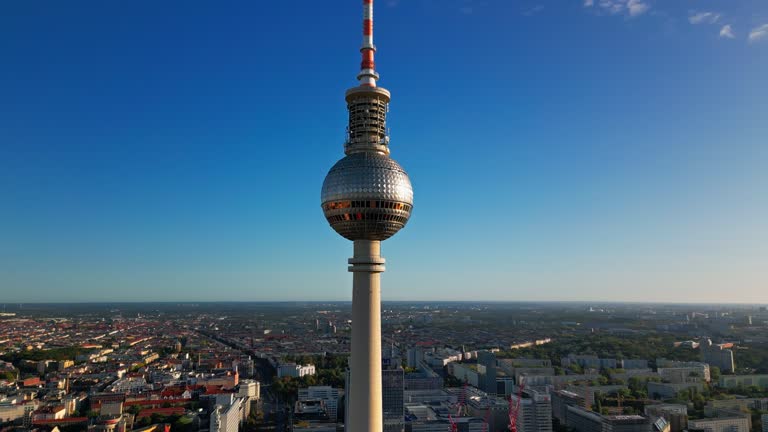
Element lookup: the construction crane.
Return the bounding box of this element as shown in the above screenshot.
[449,381,469,432]
[448,413,458,432]
[508,380,526,432]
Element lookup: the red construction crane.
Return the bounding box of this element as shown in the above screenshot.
[448,380,470,432]
[448,413,459,432]
[508,380,526,432]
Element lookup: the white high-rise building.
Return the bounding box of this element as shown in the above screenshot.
[210,397,243,432]
[511,388,553,432]
[238,380,260,399]
[237,380,260,422]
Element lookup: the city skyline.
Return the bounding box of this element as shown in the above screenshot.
[2,1,767,303]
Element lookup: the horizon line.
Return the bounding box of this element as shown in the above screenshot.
[1,300,766,306]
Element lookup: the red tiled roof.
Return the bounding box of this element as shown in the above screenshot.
[32,417,88,425]
[203,387,234,395]
[124,398,191,406]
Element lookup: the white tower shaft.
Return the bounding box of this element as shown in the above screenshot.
[348,239,385,432]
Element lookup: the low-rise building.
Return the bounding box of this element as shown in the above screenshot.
[298,386,340,421]
[621,360,650,370]
[702,347,735,374]
[448,362,480,387]
[520,374,601,389]
[32,404,66,421]
[566,406,653,432]
[278,363,316,378]
[704,399,758,416]
[562,355,617,370]
[604,415,652,432]
[644,404,687,432]
[719,375,768,390]
[0,401,38,423]
[647,381,704,399]
[688,414,750,432]
[405,362,443,391]
[466,393,508,432]
[656,360,710,382]
[566,405,604,432]
[552,390,587,425]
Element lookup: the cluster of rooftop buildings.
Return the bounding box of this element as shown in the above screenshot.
[0,314,261,432]
[2,303,768,432]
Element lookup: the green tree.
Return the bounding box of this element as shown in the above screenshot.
[618,388,632,400]
[628,377,643,392]
[710,366,721,381]
[173,415,195,432]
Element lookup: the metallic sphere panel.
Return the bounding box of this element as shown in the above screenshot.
[321,153,413,241]
[321,153,413,204]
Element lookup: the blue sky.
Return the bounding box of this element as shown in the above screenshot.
[1,0,766,303]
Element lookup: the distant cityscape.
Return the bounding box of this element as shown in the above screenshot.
[1,302,767,432]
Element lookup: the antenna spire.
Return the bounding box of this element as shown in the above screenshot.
[358,0,379,86]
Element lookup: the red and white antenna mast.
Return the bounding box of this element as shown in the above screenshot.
[358,0,379,87]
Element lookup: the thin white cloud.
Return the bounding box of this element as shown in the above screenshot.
[591,0,649,18]
[719,25,735,39]
[627,0,649,17]
[523,5,544,16]
[749,24,768,42]
[689,12,721,25]
[598,0,624,15]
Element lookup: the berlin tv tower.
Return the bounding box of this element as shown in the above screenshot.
[321,0,413,430]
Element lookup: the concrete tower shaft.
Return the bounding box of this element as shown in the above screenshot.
[348,239,385,432]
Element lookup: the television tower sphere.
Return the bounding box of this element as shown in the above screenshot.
[320,64,413,240]
[321,151,413,241]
